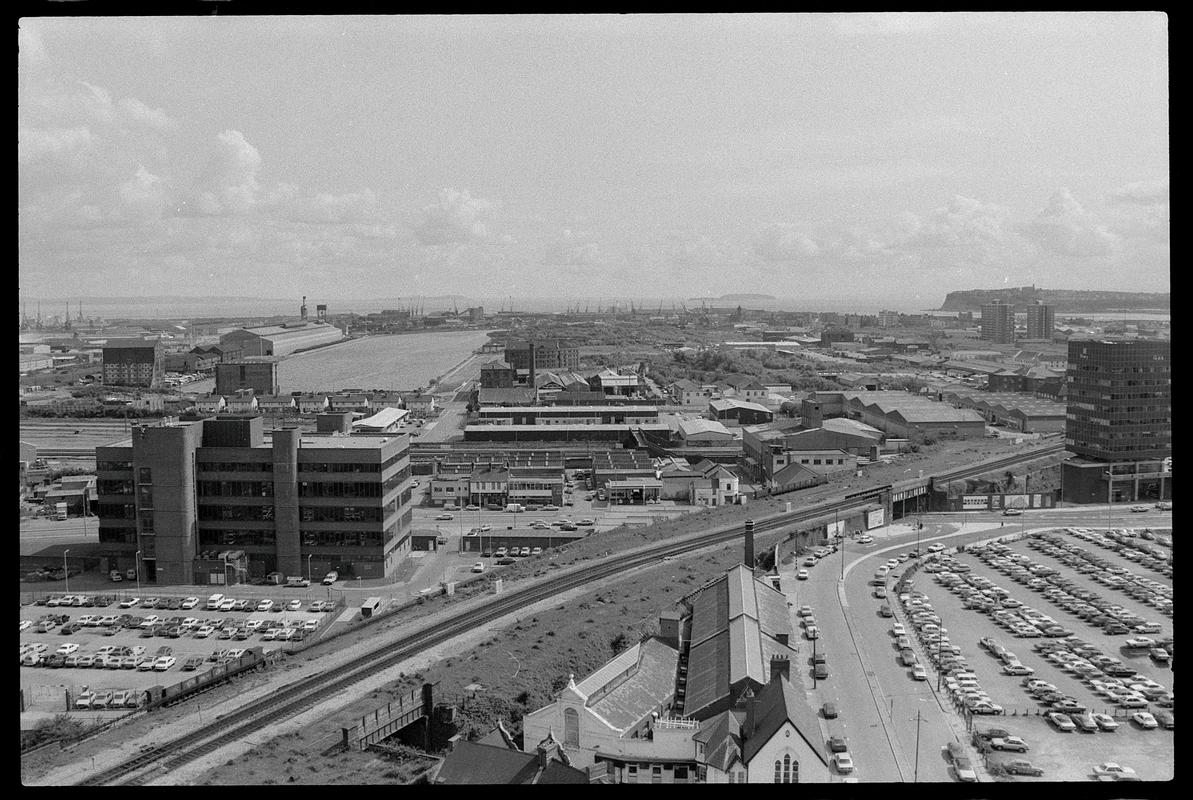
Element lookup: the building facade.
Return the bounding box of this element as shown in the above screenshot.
[102,339,164,388]
[980,301,1015,344]
[95,416,413,584]
[1024,301,1055,341]
[504,339,581,372]
[215,359,280,397]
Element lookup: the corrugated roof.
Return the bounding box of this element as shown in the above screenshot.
[690,579,728,647]
[726,564,757,622]
[684,630,729,717]
[728,615,764,686]
[575,641,641,698]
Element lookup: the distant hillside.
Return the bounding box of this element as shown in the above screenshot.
[688,293,778,302]
[940,287,1169,313]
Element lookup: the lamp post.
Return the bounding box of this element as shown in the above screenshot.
[134,550,141,596]
[63,549,71,593]
[912,707,923,782]
[1104,470,1113,532]
[307,554,313,583]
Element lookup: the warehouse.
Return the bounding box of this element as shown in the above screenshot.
[219,320,343,358]
[942,391,1067,433]
[464,423,670,443]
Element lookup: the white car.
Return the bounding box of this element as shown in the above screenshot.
[218,598,236,612]
[805,625,819,640]
[833,752,855,773]
[1091,713,1119,731]
[256,599,274,612]
[154,655,177,671]
[891,623,906,636]
[927,543,945,553]
[472,562,486,573]
[1092,763,1138,780]
[911,665,928,681]
[1130,711,1158,729]
[1129,505,1148,513]
[435,513,454,520]
[286,599,302,611]
[194,625,215,638]
[302,618,320,631]
[181,597,200,609]
[55,642,80,656]
[118,597,141,609]
[857,535,873,544]
[797,569,809,580]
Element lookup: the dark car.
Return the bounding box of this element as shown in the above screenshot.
[828,735,849,753]
[496,557,517,566]
[813,663,828,680]
[822,702,838,719]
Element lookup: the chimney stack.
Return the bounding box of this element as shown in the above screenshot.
[744,519,755,566]
[769,654,790,684]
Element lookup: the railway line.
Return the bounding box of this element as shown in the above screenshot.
[72,443,1064,785]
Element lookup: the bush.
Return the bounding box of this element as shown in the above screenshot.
[22,714,87,749]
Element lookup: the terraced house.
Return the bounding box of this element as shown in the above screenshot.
[94,415,413,585]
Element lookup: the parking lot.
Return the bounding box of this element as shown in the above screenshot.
[20,591,338,717]
[909,526,1173,781]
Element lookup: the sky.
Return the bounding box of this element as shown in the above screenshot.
[18,13,1170,311]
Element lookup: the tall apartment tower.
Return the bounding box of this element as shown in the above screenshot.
[1025,301,1055,341]
[979,300,1015,344]
[1061,338,1171,504]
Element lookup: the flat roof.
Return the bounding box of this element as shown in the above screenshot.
[479,406,658,413]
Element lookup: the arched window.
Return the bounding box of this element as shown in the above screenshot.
[783,754,792,783]
[563,707,580,747]
[791,757,800,783]
[774,759,782,783]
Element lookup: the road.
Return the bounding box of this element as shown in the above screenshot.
[778,505,1171,783]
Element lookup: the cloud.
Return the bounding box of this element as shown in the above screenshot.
[751,223,820,262]
[413,188,492,245]
[1019,188,1120,258]
[116,165,168,223]
[544,230,603,268]
[18,126,93,166]
[1107,178,1169,206]
[284,188,380,225]
[117,97,178,131]
[189,129,262,215]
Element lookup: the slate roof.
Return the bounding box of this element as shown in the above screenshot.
[433,740,588,784]
[740,677,830,769]
[580,638,680,733]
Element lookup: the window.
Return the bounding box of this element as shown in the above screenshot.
[651,765,662,784]
[563,708,580,747]
[673,766,688,781]
[783,754,792,783]
[138,467,152,484]
[774,760,782,783]
[626,764,638,781]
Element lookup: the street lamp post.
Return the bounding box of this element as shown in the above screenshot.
[1105,470,1113,532]
[134,550,141,596]
[307,554,313,583]
[912,707,923,782]
[63,549,71,593]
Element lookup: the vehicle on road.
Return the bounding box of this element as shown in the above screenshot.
[814,663,828,680]
[989,736,1029,752]
[1001,760,1043,776]
[1090,713,1119,731]
[464,504,480,511]
[833,753,854,773]
[828,735,849,753]
[1071,711,1098,732]
[911,664,927,681]
[822,702,838,719]
[1154,711,1174,730]
[322,571,338,585]
[256,599,274,612]
[471,562,485,573]
[953,756,977,782]
[1129,505,1148,513]
[797,569,809,580]
[1003,508,1022,516]
[435,513,453,520]
[805,625,819,640]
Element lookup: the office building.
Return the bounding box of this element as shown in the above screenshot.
[1062,338,1171,504]
[1024,301,1055,341]
[95,416,413,585]
[102,338,165,388]
[980,301,1015,344]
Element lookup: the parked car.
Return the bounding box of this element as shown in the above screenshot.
[822,702,838,719]
[1070,712,1098,732]
[471,562,485,573]
[828,735,849,753]
[1090,713,1119,732]
[1001,759,1043,776]
[990,736,1029,752]
[1092,763,1138,781]
[1130,711,1158,729]
[322,571,338,585]
[1047,712,1076,732]
[833,752,854,773]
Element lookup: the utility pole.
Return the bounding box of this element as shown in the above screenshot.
[913,708,923,782]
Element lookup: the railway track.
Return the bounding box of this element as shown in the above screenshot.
[73,444,1063,785]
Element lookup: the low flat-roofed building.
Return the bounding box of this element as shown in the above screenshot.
[351,406,409,434]
[477,387,538,407]
[708,398,773,427]
[673,416,736,445]
[464,423,670,444]
[605,477,663,504]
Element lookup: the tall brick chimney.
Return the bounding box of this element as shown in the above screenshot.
[744,519,755,566]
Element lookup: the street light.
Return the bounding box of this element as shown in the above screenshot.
[912,707,923,782]
[134,550,141,596]
[1104,470,1113,533]
[307,554,313,583]
[63,549,71,593]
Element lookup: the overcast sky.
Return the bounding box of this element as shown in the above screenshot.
[18,13,1169,309]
